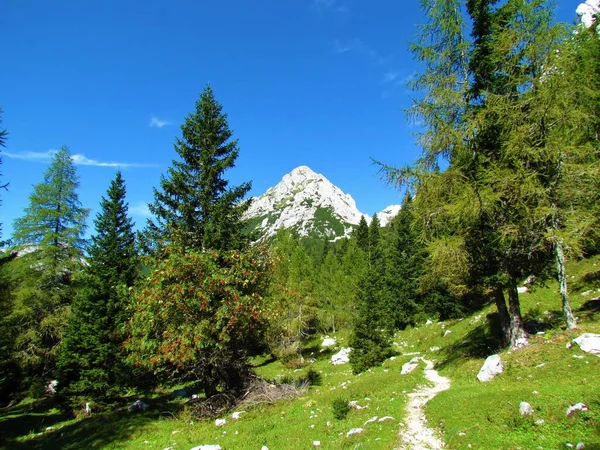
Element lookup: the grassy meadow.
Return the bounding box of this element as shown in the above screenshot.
[2,256,600,449]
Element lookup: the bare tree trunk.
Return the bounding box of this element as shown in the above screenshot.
[493,286,511,346]
[507,276,528,349]
[555,239,577,329]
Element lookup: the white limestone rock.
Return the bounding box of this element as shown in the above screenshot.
[321,337,336,348]
[190,446,222,450]
[477,355,504,382]
[331,347,352,365]
[346,428,364,437]
[572,334,600,357]
[401,357,421,375]
[519,402,534,416]
[566,402,590,417]
[577,0,600,28]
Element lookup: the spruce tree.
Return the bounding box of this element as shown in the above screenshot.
[59,171,138,397]
[350,214,392,373]
[354,216,369,253]
[147,84,251,252]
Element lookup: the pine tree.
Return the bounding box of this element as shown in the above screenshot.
[147,85,251,252]
[59,171,138,397]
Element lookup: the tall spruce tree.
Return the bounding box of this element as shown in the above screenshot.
[350,214,392,373]
[59,171,138,397]
[147,85,251,252]
[354,216,369,253]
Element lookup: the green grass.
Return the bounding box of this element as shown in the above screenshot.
[2,256,600,449]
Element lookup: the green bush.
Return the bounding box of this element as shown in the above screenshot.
[332,397,350,420]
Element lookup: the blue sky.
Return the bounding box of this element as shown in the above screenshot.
[1,0,581,239]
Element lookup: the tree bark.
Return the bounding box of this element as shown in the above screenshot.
[507,276,528,349]
[493,286,511,346]
[555,239,577,329]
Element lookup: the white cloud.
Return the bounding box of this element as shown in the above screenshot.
[4,149,157,168]
[382,71,400,83]
[313,0,348,16]
[129,202,152,218]
[333,38,388,64]
[149,116,170,128]
[4,149,56,162]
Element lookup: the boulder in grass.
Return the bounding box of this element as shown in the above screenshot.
[572,334,600,357]
[517,286,529,294]
[190,446,222,450]
[477,355,503,382]
[346,428,364,437]
[321,337,336,348]
[128,400,149,412]
[401,357,421,375]
[215,419,226,427]
[566,403,590,417]
[519,402,534,416]
[331,347,352,365]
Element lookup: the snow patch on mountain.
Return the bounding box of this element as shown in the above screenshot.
[244,166,400,240]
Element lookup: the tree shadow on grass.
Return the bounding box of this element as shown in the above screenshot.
[579,299,600,322]
[436,312,505,371]
[0,394,186,450]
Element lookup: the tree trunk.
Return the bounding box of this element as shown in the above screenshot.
[555,239,577,329]
[507,276,528,349]
[493,286,511,346]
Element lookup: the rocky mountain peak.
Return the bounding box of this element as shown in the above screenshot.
[244,166,401,240]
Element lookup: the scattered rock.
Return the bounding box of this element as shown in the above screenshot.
[128,400,149,412]
[572,334,600,357]
[231,411,245,420]
[477,355,504,382]
[215,419,227,427]
[566,403,590,417]
[378,416,394,422]
[519,402,534,416]
[581,290,593,297]
[458,432,466,436]
[517,286,529,294]
[426,319,433,325]
[429,346,441,352]
[443,330,452,338]
[190,446,222,450]
[321,337,336,348]
[331,348,352,365]
[576,443,585,450]
[261,447,268,450]
[313,441,321,447]
[535,363,546,368]
[523,275,536,286]
[535,419,545,425]
[171,389,188,399]
[401,357,421,375]
[364,416,378,425]
[346,428,364,437]
[349,400,368,410]
[45,380,58,396]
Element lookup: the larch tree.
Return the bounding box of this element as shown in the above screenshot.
[146,84,251,252]
[0,108,8,242]
[59,171,139,397]
[10,147,89,382]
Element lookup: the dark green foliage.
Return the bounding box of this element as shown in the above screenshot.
[332,397,350,420]
[354,215,369,253]
[59,171,139,398]
[146,85,251,252]
[350,214,393,373]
